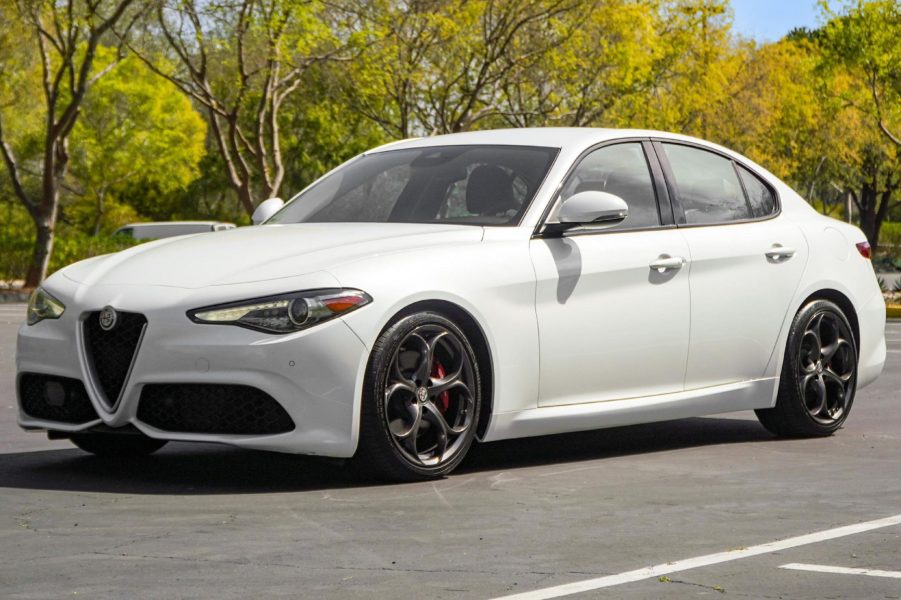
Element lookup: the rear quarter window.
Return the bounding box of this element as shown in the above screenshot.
[737,165,777,218]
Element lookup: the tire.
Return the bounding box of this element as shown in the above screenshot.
[354,311,482,481]
[70,433,168,457]
[756,299,858,437]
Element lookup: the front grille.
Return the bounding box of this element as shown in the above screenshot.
[19,374,99,424]
[137,384,295,435]
[83,311,147,408]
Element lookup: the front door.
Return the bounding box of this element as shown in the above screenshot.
[531,141,691,406]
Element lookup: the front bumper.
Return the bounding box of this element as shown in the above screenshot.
[16,276,368,458]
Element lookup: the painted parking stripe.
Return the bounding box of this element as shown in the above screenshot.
[781,563,901,579]
[491,514,901,600]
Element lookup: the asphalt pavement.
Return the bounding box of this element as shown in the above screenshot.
[1,302,899,599]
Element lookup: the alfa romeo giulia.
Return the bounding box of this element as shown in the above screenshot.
[17,128,886,480]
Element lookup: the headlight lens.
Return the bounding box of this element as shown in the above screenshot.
[26,287,66,325]
[188,289,372,334]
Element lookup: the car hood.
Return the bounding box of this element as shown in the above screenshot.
[61,223,485,289]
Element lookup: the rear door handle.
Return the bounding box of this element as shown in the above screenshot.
[649,255,685,273]
[765,244,796,260]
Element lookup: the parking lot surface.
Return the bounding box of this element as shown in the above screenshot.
[1,302,899,599]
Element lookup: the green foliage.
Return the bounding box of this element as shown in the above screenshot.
[69,50,207,235]
[1,0,900,283]
[0,202,140,282]
[820,0,901,147]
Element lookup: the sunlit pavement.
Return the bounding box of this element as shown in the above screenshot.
[2,303,900,599]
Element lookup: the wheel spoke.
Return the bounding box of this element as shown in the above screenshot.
[822,337,849,362]
[806,314,824,352]
[404,333,431,384]
[802,373,827,417]
[414,331,448,383]
[391,349,417,388]
[422,403,449,460]
[430,372,468,395]
[423,401,469,436]
[389,398,422,440]
[823,367,851,386]
[385,381,414,398]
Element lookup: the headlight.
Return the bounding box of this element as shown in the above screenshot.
[187,288,372,334]
[26,287,66,325]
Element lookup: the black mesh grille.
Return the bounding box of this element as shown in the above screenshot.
[137,384,295,435]
[19,374,99,424]
[83,311,147,407]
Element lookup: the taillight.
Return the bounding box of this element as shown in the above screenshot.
[856,241,872,259]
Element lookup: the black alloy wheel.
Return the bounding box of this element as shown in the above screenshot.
[356,312,481,481]
[756,300,857,437]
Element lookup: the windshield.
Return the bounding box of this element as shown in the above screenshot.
[268,145,559,226]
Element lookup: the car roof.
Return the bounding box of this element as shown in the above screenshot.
[366,127,732,155]
[119,221,233,228]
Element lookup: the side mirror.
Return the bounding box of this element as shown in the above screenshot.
[251,197,285,225]
[557,191,628,225]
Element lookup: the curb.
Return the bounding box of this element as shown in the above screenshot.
[0,292,30,303]
[887,305,901,319]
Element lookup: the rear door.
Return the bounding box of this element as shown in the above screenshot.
[655,141,808,390]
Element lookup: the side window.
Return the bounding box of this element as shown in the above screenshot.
[737,164,776,218]
[560,142,660,230]
[662,144,750,225]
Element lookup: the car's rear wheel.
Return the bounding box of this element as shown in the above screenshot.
[756,299,857,437]
[70,433,168,457]
[355,311,481,481]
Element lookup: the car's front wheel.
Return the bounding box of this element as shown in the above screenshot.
[756,299,858,437]
[355,311,482,481]
[70,432,168,457]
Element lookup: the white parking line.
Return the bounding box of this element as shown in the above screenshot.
[781,563,901,579]
[491,514,901,600]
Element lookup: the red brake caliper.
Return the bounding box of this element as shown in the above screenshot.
[431,361,450,412]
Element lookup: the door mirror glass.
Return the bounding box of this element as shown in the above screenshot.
[251,198,285,225]
[557,190,628,225]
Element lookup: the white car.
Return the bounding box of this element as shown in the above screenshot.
[17,128,886,480]
[114,221,236,240]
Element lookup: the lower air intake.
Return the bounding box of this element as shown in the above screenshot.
[137,384,295,435]
[19,374,99,424]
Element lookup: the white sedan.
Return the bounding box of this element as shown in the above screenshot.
[17,128,886,480]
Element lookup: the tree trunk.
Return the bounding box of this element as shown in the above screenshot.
[859,210,877,250]
[25,221,55,289]
[92,189,106,236]
[856,185,878,252]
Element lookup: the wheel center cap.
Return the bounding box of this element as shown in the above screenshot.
[816,363,824,374]
[416,387,428,403]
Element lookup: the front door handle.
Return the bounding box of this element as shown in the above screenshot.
[649,255,685,273]
[765,244,796,260]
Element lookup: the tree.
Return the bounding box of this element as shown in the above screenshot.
[125,0,359,216]
[0,0,139,287]
[345,0,578,138]
[69,50,206,235]
[494,0,660,127]
[820,0,901,148]
[816,0,901,247]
